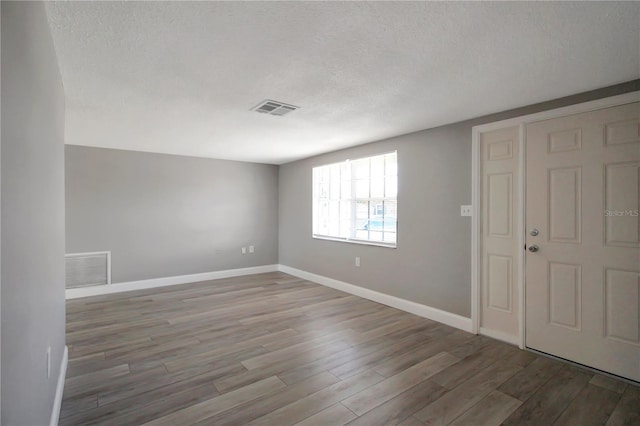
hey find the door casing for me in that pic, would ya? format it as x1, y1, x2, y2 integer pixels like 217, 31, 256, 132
471, 90, 640, 349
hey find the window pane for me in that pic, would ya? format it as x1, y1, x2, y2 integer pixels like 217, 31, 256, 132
371, 177, 384, 198
384, 199, 397, 219
355, 179, 369, 198
317, 200, 329, 235
339, 218, 350, 238
340, 162, 351, 181
352, 158, 369, 179
320, 166, 330, 183
341, 179, 351, 200
330, 166, 340, 199
329, 200, 340, 235
355, 200, 369, 229
368, 201, 381, 216
319, 182, 329, 199
340, 200, 351, 222
385, 176, 397, 198
370, 156, 384, 177
383, 217, 397, 232
384, 232, 397, 243
354, 230, 367, 240
369, 231, 383, 242
339, 200, 350, 238
385, 153, 397, 176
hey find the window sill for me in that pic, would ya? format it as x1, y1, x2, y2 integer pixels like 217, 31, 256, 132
312, 234, 397, 249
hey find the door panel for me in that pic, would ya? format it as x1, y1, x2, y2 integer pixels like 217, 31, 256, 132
488, 254, 512, 312
525, 101, 640, 382
548, 128, 582, 153
548, 262, 581, 330
604, 162, 640, 247
487, 173, 513, 237
604, 118, 640, 145
604, 268, 640, 346
481, 127, 520, 339
548, 167, 581, 243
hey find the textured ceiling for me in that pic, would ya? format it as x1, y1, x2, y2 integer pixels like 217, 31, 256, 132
46, 2, 640, 164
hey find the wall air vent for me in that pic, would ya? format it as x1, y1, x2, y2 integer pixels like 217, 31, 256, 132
251, 100, 299, 116
65, 251, 111, 288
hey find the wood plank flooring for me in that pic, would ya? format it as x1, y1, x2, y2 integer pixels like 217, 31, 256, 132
61, 272, 639, 425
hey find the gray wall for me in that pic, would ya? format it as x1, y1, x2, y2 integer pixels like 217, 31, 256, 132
1, 2, 67, 425
279, 80, 640, 318
65, 146, 279, 283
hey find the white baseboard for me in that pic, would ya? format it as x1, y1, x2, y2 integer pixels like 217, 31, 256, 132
65, 264, 279, 299
278, 265, 473, 333
479, 327, 520, 346
65, 263, 472, 334
50, 345, 68, 426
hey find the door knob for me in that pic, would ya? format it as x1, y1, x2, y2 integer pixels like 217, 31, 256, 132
529, 228, 539, 236
528, 245, 539, 252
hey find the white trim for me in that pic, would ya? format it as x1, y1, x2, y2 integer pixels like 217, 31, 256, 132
479, 327, 520, 346
65, 251, 111, 257
65, 265, 279, 299
278, 264, 473, 333
471, 90, 640, 350
312, 235, 397, 249
471, 127, 480, 335
517, 123, 526, 349
49, 345, 68, 426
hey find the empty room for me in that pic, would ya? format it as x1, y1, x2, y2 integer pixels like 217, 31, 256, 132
2, 1, 640, 425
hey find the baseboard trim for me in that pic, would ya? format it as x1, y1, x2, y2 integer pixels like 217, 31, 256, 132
278, 265, 473, 333
65, 264, 280, 299
65, 263, 472, 333
50, 345, 68, 426
479, 327, 520, 346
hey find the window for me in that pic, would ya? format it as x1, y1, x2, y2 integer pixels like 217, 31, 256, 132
312, 151, 397, 247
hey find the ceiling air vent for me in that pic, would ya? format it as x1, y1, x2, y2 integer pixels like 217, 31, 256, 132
251, 100, 299, 116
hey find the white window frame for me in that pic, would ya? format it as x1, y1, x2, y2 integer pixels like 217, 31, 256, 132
312, 151, 397, 248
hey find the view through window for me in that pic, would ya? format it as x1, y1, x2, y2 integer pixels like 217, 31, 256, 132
312, 151, 397, 247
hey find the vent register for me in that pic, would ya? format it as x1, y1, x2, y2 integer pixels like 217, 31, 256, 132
251, 100, 299, 116
65, 251, 111, 288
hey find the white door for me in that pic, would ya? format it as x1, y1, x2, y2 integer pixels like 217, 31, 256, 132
525, 101, 640, 381
480, 126, 520, 342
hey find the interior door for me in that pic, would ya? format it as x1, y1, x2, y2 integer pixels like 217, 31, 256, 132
525, 101, 640, 381
480, 126, 520, 341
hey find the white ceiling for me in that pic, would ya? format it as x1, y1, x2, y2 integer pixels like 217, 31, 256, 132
46, 2, 639, 165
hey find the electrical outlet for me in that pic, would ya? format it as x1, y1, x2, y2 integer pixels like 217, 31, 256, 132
460, 205, 472, 217
241, 247, 247, 254
355, 257, 361, 267
46, 346, 51, 379
249, 245, 254, 253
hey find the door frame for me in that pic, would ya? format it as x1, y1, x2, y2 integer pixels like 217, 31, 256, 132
471, 90, 640, 349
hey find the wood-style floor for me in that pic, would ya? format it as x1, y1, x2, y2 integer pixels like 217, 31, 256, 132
62, 272, 639, 426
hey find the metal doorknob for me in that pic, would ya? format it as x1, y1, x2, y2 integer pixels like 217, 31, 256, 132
528, 245, 539, 252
